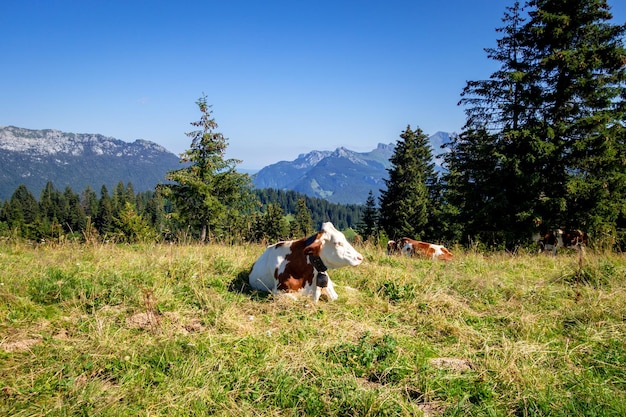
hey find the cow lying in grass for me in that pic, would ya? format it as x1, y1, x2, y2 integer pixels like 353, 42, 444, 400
248, 222, 363, 301
535, 229, 588, 255
397, 237, 454, 261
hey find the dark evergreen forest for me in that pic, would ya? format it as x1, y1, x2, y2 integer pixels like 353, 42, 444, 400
0, 181, 365, 244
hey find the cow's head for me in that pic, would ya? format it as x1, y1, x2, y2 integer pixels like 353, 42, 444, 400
304, 222, 363, 269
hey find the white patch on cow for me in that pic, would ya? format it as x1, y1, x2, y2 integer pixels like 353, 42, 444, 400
249, 243, 293, 293
431, 245, 446, 259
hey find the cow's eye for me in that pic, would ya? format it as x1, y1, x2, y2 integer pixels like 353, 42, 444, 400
336, 241, 344, 246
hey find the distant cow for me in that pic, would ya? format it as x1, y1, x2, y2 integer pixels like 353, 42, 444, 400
398, 237, 454, 261
536, 229, 588, 254
387, 240, 400, 256
248, 222, 364, 301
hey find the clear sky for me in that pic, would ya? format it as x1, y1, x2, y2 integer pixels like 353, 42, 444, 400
2, 1, 625, 170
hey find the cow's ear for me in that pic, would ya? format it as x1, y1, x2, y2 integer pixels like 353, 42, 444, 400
304, 240, 322, 256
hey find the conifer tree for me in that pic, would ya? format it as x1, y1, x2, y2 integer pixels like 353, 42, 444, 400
357, 190, 379, 241
257, 203, 289, 242
449, 0, 626, 244
524, 0, 626, 236
8, 185, 39, 239
62, 187, 86, 235
81, 186, 99, 220
294, 197, 313, 237
96, 185, 113, 236
379, 126, 437, 240
164, 94, 254, 242
39, 181, 63, 238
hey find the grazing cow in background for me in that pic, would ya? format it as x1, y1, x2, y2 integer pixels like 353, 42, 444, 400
535, 230, 561, 255
248, 222, 364, 302
535, 229, 588, 254
562, 230, 588, 248
398, 237, 454, 261
387, 240, 400, 256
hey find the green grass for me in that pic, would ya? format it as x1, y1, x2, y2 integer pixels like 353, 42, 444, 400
1, 241, 625, 416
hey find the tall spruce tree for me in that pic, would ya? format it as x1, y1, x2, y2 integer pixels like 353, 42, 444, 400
96, 185, 113, 236
525, 0, 626, 237
294, 197, 313, 237
4, 185, 40, 239
449, 0, 626, 244
257, 202, 289, 242
164, 95, 254, 242
379, 125, 437, 240
357, 190, 379, 241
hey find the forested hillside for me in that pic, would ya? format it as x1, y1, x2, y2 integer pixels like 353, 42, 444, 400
0, 126, 181, 201
0, 180, 364, 244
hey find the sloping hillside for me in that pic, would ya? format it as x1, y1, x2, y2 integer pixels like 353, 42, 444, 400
0, 126, 182, 200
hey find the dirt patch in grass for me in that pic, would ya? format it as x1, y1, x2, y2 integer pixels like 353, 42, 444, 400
429, 357, 473, 372
1, 337, 42, 353
418, 401, 446, 417
126, 311, 161, 331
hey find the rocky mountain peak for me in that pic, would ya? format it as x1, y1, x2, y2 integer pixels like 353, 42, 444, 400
0, 126, 181, 201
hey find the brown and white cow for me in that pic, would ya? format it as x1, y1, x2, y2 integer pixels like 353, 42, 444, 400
387, 240, 400, 256
398, 237, 454, 261
248, 222, 364, 301
536, 229, 588, 254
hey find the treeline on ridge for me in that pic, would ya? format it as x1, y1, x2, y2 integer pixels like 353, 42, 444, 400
0, 181, 364, 244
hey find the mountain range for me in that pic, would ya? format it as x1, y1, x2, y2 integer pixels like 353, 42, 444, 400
252, 131, 451, 204
0, 126, 181, 201
0, 126, 452, 205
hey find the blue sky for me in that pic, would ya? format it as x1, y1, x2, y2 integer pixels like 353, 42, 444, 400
2, 1, 625, 170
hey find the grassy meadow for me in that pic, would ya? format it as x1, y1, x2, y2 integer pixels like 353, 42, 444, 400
0, 240, 625, 416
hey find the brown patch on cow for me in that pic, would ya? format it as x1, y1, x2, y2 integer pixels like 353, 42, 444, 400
275, 234, 319, 292
304, 240, 322, 257
563, 230, 588, 247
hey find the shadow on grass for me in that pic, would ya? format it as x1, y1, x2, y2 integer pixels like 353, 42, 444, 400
228, 269, 271, 301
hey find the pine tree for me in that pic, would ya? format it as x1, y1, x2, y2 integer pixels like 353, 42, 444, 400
294, 197, 313, 237
357, 190, 379, 241
96, 185, 113, 236
164, 94, 254, 242
39, 181, 63, 238
62, 187, 86, 236
258, 203, 289, 242
379, 125, 437, 240
449, 0, 626, 244
524, 0, 626, 236
8, 185, 39, 239
81, 186, 99, 220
